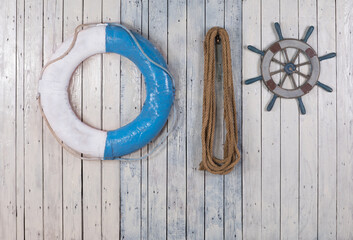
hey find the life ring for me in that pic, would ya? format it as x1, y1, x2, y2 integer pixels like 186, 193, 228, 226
38, 24, 175, 160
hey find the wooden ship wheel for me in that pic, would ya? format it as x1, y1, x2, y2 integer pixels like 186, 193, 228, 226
245, 22, 336, 114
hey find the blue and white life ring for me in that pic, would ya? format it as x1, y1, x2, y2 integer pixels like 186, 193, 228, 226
38, 24, 175, 160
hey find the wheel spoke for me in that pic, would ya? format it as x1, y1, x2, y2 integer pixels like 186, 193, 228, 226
291, 50, 301, 63
270, 69, 285, 76
288, 74, 298, 88
271, 58, 286, 66
282, 49, 290, 63
294, 70, 310, 79
295, 61, 310, 68
279, 73, 288, 87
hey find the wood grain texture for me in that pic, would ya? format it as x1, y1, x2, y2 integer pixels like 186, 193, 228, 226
1, 0, 352, 239
242, 0, 262, 238
43, 1, 63, 239
261, 0, 280, 239
101, 0, 121, 239
186, 0, 205, 238
204, 1, 225, 239
317, 0, 337, 238
62, 0, 83, 239
82, 0, 102, 239
24, 0, 44, 238
337, 0, 353, 239
279, 0, 300, 239
120, 0, 142, 238
167, 0, 187, 239
298, 0, 318, 238
0, 0, 17, 239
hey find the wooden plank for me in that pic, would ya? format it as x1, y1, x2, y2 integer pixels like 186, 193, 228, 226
279, 0, 299, 238
148, 0, 168, 238
140, 0, 149, 238
101, 1, 120, 240
24, 0, 44, 238
336, 0, 353, 239
242, 0, 262, 238
0, 0, 17, 239
204, 1, 225, 239
82, 0, 102, 238
298, 0, 318, 238
62, 0, 83, 238
224, 0, 243, 239
16, 0, 25, 238
42, 0, 63, 239
186, 0, 205, 238
167, 0, 187, 239
261, 0, 281, 239
317, 0, 337, 238
119, 0, 142, 238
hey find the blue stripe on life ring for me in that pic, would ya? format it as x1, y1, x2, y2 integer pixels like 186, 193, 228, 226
103, 24, 175, 160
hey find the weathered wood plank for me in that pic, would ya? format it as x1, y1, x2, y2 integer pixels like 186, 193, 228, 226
16, 0, 25, 238
186, 0, 205, 238
167, 0, 187, 239
224, 0, 242, 239
101, 1, 121, 240
337, 0, 353, 239
0, 0, 17, 239
42, 0, 63, 239
204, 1, 225, 239
140, 0, 149, 238
242, 0, 262, 238
82, 0, 102, 238
317, 0, 337, 238
24, 0, 44, 238
261, 1, 281, 239
62, 0, 83, 238
279, 0, 300, 238
148, 0, 168, 238
298, 0, 318, 238
120, 0, 142, 238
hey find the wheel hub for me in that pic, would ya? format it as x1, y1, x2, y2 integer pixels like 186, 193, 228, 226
284, 62, 296, 74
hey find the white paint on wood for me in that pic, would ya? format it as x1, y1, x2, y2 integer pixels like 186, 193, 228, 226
43, 0, 63, 239
120, 0, 142, 238
298, 0, 318, 238
148, 0, 168, 238
82, 0, 102, 239
317, 0, 337, 238
24, 0, 44, 238
186, 0, 205, 238
242, 0, 262, 238
279, 0, 300, 239
204, 1, 225, 239
16, 0, 25, 238
224, 0, 243, 238
1, 0, 353, 239
0, 0, 17, 239
336, 0, 353, 239
62, 0, 83, 239
261, 0, 281, 239
167, 0, 187, 239
101, 0, 121, 239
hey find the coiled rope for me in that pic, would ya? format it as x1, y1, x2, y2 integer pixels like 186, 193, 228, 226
199, 27, 241, 175
38, 23, 176, 161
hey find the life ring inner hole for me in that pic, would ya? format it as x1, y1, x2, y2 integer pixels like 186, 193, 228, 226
68, 52, 147, 132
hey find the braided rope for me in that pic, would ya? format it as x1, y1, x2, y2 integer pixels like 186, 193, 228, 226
199, 27, 241, 175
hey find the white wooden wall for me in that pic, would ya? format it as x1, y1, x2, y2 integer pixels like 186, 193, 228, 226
0, 0, 352, 239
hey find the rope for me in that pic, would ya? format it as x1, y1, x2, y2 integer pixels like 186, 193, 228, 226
38, 22, 177, 161
199, 27, 241, 175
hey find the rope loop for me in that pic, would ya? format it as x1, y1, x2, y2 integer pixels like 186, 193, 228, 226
199, 27, 241, 175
